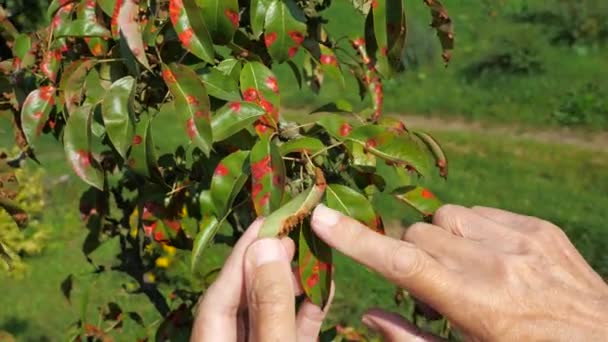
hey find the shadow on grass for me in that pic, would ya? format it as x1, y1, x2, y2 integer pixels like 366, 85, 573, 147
0, 316, 51, 342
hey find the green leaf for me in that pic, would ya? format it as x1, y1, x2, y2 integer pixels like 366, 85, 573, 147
20, 86, 56, 149
199, 68, 241, 101
216, 58, 242, 81
347, 125, 431, 176
97, 0, 115, 16
199, 0, 239, 44
375, 159, 412, 193
55, 19, 111, 38
263, 0, 307, 63
394, 186, 442, 216
63, 105, 104, 190
279, 137, 325, 156
386, 0, 407, 72
349, 142, 376, 173
128, 112, 158, 178
210, 150, 250, 217
84, 69, 106, 105
101, 76, 136, 158
298, 223, 332, 308
414, 131, 448, 179
250, 136, 285, 216
117, 0, 150, 69
240, 61, 281, 127
367, 0, 391, 76
47, 0, 75, 19
303, 42, 345, 88
61, 59, 96, 116
316, 114, 358, 141
211, 101, 265, 142
258, 173, 326, 238
326, 184, 382, 232
191, 216, 231, 275
250, 0, 273, 38
169, 0, 215, 64
162, 63, 213, 156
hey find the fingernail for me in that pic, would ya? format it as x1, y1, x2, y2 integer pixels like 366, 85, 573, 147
361, 315, 378, 330
251, 238, 287, 267
312, 204, 341, 229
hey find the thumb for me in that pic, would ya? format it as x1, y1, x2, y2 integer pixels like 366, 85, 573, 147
245, 238, 296, 342
362, 309, 445, 342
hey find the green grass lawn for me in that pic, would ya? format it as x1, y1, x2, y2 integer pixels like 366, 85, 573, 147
1, 119, 607, 340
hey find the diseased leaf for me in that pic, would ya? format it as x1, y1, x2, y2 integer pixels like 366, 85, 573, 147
386, 0, 407, 72
423, 0, 454, 64
394, 186, 442, 216
298, 222, 332, 308
117, 0, 150, 69
250, 136, 285, 216
128, 112, 158, 178
63, 105, 104, 190
316, 114, 358, 141
101, 76, 136, 158
259, 168, 326, 237
240, 61, 281, 129
263, 0, 307, 63
210, 150, 250, 217
162, 63, 213, 156
199, 0, 239, 44
279, 137, 325, 156
326, 184, 383, 233
414, 131, 448, 179
20, 86, 56, 149
55, 19, 111, 38
61, 59, 96, 116
169, 0, 215, 64
199, 68, 241, 101
347, 125, 431, 176
211, 102, 265, 142
47, 0, 76, 19
303, 42, 345, 88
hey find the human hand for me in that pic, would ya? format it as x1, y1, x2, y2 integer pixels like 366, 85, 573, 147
191, 219, 334, 342
311, 204, 608, 341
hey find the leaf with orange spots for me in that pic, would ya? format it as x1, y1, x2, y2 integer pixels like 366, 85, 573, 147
117, 0, 150, 69
240, 61, 281, 128
20, 86, 56, 149
316, 114, 359, 141
414, 131, 448, 179
199, 0, 239, 44
60, 59, 96, 117
258, 168, 326, 238
298, 222, 332, 308
394, 186, 442, 217
210, 150, 250, 217
423, 0, 454, 64
325, 184, 383, 234
250, 136, 285, 216
347, 125, 431, 177
101, 76, 135, 158
363, 0, 390, 77
302, 42, 345, 88
47, 0, 76, 20
63, 104, 104, 190
162, 63, 213, 156
211, 101, 265, 142
386, 0, 407, 72
263, 0, 307, 63
169, 0, 215, 64
77, 0, 109, 56
128, 112, 158, 179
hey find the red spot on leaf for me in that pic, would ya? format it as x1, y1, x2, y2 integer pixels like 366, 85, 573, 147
185, 118, 198, 139
162, 69, 176, 83
288, 46, 299, 58
255, 123, 270, 135
339, 123, 352, 137
289, 31, 305, 45
265, 76, 279, 94
39, 86, 55, 103
264, 32, 277, 47
421, 189, 435, 199
371, 0, 379, 9
306, 272, 319, 288
186, 95, 199, 105
154, 229, 166, 242
164, 219, 181, 232
366, 139, 378, 149
243, 88, 259, 102
169, 0, 182, 25
380, 46, 388, 56
251, 155, 272, 180
252, 182, 263, 199
229, 102, 241, 112
259, 99, 274, 115
224, 9, 239, 28
32, 111, 43, 119
258, 192, 270, 207
178, 27, 194, 48
214, 163, 229, 177
132, 135, 143, 145
91, 43, 104, 56
272, 175, 282, 186
352, 37, 365, 47
320, 54, 337, 66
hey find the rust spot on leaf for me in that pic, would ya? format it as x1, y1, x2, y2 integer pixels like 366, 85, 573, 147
132, 135, 143, 145
243, 88, 259, 102
264, 32, 277, 47
251, 155, 272, 180
320, 54, 337, 66
265, 76, 279, 94
229, 102, 241, 112
289, 31, 305, 45
224, 9, 239, 28
214, 163, 229, 176
339, 123, 352, 137
421, 189, 435, 199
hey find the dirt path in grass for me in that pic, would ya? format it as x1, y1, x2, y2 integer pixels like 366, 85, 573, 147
400, 115, 608, 152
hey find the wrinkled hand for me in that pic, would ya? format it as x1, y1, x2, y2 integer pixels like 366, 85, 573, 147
311, 204, 608, 341
191, 219, 333, 342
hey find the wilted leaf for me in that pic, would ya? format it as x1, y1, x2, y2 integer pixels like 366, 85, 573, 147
414, 131, 448, 179
101, 76, 136, 158
423, 0, 454, 64
20, 86, 56, 149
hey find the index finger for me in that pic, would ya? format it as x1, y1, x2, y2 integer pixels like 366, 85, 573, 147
311, 205, 459, 308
